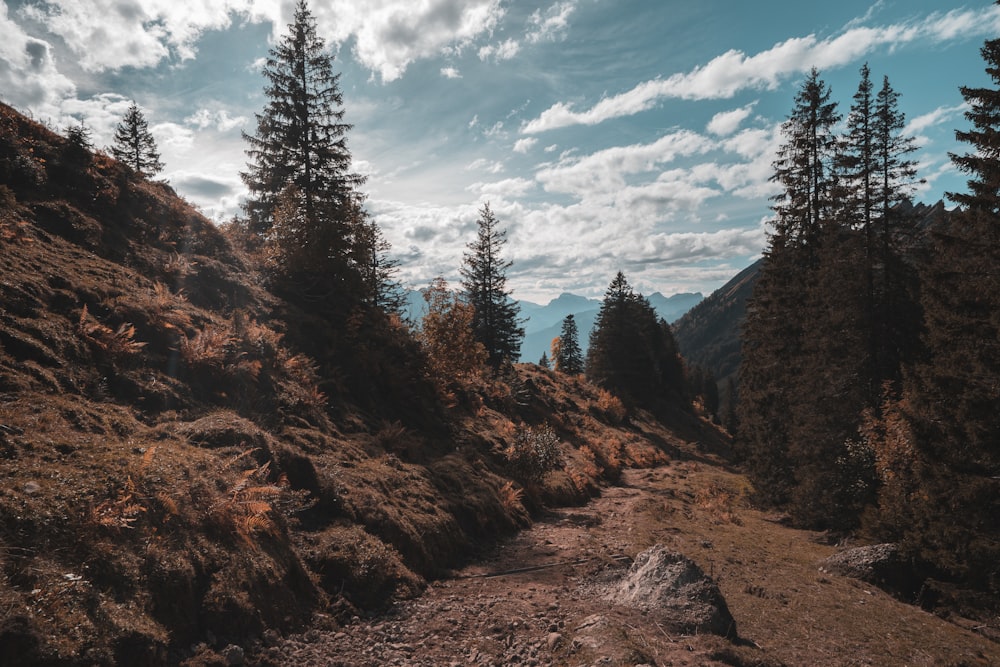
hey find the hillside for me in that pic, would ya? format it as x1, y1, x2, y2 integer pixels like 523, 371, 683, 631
673, 260, 761, 385
0, 103, 728, 664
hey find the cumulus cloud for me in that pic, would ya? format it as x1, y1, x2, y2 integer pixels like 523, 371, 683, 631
440, 66, 462, 78
467, 177, 536, 198
522, 5, 1000, 133
466, 157, 505, 173
0, 4, 75, 112
15, 0, 253, 72
536, 129, 715, 198
513, 137, 538, 154
13, 0, 504, 82
707, 102, 757, 136
319, 0, 505, 81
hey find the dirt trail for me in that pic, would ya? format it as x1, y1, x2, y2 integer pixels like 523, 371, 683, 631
256, 461, 1000, 667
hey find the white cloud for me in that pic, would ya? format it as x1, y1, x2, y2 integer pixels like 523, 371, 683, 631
0, 4, 75, 113
440, 66, 462, 79
706, 102, 757, 136
536, 129, 715, 198
185, 108, 248, 132
522, 5, 1000, 133
513, 137, 538, 154
322, 0, 505, 81
466, 158, 505, 174
544, 144, 558, 153
16, 0, 252, 72
484, 121, 505, 137
527, 1, 577, 44
12, 0, 505, 82
905, 102, 966, 137
467, 177, 536, 198
478, 38, 520, 62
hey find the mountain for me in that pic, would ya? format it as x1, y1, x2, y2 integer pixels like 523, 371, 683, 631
673, 260, 762, 385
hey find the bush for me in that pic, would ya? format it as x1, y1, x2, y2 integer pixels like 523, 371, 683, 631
502, 423, 562, 483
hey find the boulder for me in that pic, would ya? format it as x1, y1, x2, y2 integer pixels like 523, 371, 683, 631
606, 545, 736, 637
819, 543, 922, 600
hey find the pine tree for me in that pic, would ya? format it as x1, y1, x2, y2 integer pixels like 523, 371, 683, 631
838, 63, 876, 234
553, 314, 584, 375
586, 272, 684, 411
740, 70, 874, 526
871, 74, 922, 389
242, 0, 364, 280
538, 351, 549, 369
354, 203, 406, 315
460, 203, 524, 370
770, 68, 841, 251
897, 24, 1000, 593
111, 102, 163, 177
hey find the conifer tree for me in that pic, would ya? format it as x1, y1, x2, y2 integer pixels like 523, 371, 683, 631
242, 0, 364, 283
770, 68, 841, 250
354, 204, 406, 315
460, 203, 524, 370
553, 314, 584, 375
896, 23, 1000, 593
586, 272, 684, 411
111, 102, 163, 177
838, 63, 876, 234
538, 352, 549, 369
871, 74, 922, 388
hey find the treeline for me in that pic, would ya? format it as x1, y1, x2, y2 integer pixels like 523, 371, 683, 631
739, 38, 1000, 597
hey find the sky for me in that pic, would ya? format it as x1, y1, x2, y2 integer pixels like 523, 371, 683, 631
2, 1, 997, 303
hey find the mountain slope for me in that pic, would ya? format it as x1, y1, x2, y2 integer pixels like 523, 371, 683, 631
673, 260, 761, 384
0, 102, 724, 666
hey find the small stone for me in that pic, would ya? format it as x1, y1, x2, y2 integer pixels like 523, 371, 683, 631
23, 481, 40, 494
546, 632, 563, 650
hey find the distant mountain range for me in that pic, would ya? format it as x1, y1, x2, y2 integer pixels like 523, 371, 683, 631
404, 290, 703, 364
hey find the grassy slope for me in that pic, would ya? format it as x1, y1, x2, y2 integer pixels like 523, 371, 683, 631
0, 103, 725, 665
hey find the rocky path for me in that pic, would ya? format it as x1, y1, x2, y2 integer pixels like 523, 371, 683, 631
255, 461, 1000, 667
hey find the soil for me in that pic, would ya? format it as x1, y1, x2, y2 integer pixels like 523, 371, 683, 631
254, 462, 1000, 667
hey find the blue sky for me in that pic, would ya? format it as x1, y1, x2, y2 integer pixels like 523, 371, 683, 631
2, 1, 997, 302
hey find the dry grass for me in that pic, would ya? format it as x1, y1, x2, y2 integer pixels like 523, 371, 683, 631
77, 303, 147, 356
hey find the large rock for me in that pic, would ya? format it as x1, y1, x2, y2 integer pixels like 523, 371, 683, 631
606, 545, 737, 637
819, 543, 922, 600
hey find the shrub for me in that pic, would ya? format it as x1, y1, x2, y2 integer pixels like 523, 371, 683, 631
502, 422, 562, 484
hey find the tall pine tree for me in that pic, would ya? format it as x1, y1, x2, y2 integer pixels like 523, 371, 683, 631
111, 102, 163, 177
460, 203, 524, 370
770, 68, 841, 251
242, 0, 365, 287
740, 70, 842, 512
